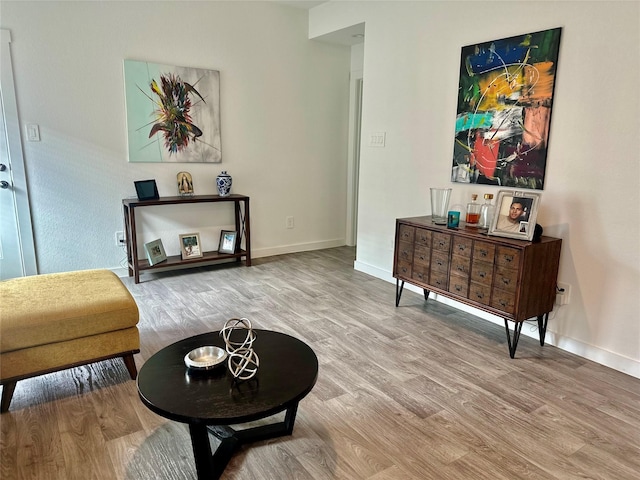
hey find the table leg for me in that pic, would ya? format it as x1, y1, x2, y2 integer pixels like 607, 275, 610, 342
188, 403, 301, 480
189, 424, 217, 480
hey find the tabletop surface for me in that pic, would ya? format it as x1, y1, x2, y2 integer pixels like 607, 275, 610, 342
137, 330, 318, 425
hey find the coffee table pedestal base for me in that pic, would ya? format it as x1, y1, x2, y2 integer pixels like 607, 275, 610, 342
189, 403, 299, 480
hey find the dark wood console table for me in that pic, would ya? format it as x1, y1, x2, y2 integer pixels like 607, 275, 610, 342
393, 215, 561, 358
123, 194, 250, 283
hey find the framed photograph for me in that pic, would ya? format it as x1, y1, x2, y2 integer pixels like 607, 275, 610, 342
179, 233, 203, 259
134, 179, 159, 201
144, 238, 167, 266
488, 190, 541, 241
218, 230, 237, 254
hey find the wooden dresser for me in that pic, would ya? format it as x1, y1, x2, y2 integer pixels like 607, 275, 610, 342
393, 215, 562, 357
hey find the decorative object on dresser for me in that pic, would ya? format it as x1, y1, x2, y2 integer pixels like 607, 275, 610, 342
177, 171, 194, 196
488, 190, 540, 241
393, 216, 561, 358
216, 170, 232, 197
122, 195, 251, 283
430, 187, 452, 225
144, 238, 167, 266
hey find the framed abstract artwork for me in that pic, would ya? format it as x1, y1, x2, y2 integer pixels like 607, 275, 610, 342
451, 28, 562, 190
124, 60, 221, 163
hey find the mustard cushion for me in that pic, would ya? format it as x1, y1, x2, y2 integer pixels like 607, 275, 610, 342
0, 327, 139, 381
0, 270, 139, 353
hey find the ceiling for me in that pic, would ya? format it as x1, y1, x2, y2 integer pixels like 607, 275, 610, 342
274, 1, 365, 46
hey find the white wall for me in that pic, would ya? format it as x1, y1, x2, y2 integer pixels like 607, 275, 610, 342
310, 1, 640, 377
1, 1, 351, 272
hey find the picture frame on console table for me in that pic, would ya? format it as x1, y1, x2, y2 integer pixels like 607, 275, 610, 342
218, 230, 237, 254
488, 190, 540, 241
144, 238, 167, 266
179, 233, 203, 259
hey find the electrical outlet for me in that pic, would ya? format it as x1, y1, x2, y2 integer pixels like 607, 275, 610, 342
115, 231, 125, 246
286, 216, 294, 229
556, 282, 571, 306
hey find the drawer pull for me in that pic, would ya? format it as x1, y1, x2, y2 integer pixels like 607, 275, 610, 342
454, 285, 462, 292
401, 267, 408, 274
479, 272, 486, 278
504, 255, 514, 263
437, 260, 444, 266
439, 241, 445, 247
457, 245, 466, 252
457, 265, 464, 272
475, 292, 484, 299
419, 255, 426, 261
479, 249, 488, 257
500, 300, 508, 307
502, 278, 511, 286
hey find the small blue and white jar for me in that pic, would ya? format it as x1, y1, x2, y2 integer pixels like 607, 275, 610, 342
216, 171, 232, 197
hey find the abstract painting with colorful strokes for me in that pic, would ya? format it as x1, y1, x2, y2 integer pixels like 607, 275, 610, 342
452, 28, 562, 190
124, 60, 221, 163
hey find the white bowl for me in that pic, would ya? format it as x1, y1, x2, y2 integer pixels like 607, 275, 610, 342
184, 346, 227, 370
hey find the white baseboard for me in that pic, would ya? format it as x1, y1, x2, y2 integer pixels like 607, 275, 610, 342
252, 238, 346, 259
354, 260, 640, 380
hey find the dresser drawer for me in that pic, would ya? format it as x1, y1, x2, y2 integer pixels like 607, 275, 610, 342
432, 232, 451, 252
449, 273, 469, 297
495, 246, 520, 268
451, 254, 471, 276
431, 251, 450, 273
473, 241, 496, 263
491, 288, 516, 313
494, 266, 518, 292
469, 281, 491, 305
430, 270, 448, 290
471, 260, 494, 284
415, 228, 432, 246
398, 224, 415, 243
413, 245, 431, 267
397, 241, 414, 263
395, 260, 412, 278
452, 236, 473, 258
412, 265, 429, 284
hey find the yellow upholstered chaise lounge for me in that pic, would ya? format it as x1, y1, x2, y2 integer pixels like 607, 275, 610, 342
0, 269, 140, 412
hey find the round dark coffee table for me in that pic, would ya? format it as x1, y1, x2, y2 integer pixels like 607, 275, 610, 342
137, 329, 318, 480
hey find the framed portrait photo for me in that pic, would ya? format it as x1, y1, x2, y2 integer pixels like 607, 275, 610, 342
179, 233, 203, 260
144, 238, 167, 266
218, 230, 237, 254
488, 190, 541, 241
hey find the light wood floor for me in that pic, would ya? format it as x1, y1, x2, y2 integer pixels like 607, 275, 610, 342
2, 247, 639, 479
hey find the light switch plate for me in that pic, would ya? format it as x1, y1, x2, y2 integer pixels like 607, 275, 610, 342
26, 124, 40, 142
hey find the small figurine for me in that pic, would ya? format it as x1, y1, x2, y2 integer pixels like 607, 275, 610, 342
177, 171, 194, 196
